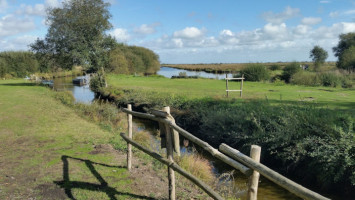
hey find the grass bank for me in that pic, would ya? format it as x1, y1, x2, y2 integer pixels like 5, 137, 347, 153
0, 79, 213, 200
106, 74, 355, 112
0, 79, 135, 199
99, 74, 354, 199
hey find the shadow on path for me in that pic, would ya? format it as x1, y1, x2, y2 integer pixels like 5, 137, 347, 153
54, 155, 156, 200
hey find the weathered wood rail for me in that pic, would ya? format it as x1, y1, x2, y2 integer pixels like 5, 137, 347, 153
121, 105, 331, 200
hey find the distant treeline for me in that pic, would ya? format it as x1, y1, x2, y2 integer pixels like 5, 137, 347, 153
106, 44, 160, 75
0, 44, 160, 78
0, 51, 39, 78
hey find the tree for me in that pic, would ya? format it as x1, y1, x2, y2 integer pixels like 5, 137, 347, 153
337, 46, 355, 73
309, 45, 328, 70
30, 0, 115, 72
333, 32, 355, 72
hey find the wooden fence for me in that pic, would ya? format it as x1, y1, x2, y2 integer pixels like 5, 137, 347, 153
121, 105, 331, 200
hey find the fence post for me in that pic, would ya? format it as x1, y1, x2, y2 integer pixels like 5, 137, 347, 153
163, 106, 176, 200
127, 104, 133, 171
226, 74, 229, 98
240, 74, 244, 98
247, 145, 261, 200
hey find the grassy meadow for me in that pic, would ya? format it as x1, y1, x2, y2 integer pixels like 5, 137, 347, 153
0, 79, 142, 200
107, 74, 355, 112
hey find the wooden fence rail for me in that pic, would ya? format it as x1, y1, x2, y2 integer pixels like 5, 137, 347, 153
121, 105, 331, 200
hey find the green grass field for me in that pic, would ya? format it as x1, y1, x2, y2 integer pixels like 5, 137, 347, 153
107, 74, 355, 112
0, 80, 139, 200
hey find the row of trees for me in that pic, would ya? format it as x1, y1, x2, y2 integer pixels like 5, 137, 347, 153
0, 51, 39, 78
310, 32, 355, 72
29, 0, 160, 75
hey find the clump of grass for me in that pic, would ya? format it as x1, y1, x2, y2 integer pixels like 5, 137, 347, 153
133, 131, 151, 149
176, 153, 214, 184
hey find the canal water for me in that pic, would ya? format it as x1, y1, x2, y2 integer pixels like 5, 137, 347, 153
157, 66, 234, 79
52, 72, 301, 200
53, 74, 95, 104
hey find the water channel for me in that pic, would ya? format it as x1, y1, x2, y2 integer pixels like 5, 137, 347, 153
157, 66, 234, 79
52, 71, 301, 200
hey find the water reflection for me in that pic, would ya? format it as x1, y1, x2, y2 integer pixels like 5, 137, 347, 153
157, 66, 234, 79
53, 74, 95, 104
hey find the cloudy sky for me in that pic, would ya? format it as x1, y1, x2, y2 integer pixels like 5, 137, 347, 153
1, 0, 355, 63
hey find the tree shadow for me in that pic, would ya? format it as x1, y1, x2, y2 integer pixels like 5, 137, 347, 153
0, 82, 38, 87
54, 155, 156, 200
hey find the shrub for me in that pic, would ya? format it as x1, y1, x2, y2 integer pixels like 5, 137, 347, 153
290, 71, 320, 86
319, 73, 341, 87
239, 64, 270, 81
176, 153, 214, 184
269, 64, 281, 71
281, 62, 301, 83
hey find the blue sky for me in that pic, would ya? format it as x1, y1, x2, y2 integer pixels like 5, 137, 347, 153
1, 0, 355, 63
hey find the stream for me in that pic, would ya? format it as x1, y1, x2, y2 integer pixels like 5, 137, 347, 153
52, 71, 301, 200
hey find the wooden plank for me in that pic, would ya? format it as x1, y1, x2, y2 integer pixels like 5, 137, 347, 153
150, 109, 169, 118
247, 145, 261, 200
120, 133, 224, 200
225, 78, 245, 80
127, 104, 132, 171
226, 74, 229, 98
219, 144, 330, 200
226, 90, 242, 92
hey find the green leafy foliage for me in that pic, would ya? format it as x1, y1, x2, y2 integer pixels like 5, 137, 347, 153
239, 64, 270, 81
281, 62, 301, 83
30, 0, 115, 72
107, 44, 160, 75
310, 45, 328, 70
333, 32, 355, 72
0, 51, 39, 78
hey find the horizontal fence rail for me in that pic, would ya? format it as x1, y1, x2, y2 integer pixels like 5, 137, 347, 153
121, 108, 251, 175
120, 133, 224, 200
220, 144, 331, 200
121, 106, 331, 200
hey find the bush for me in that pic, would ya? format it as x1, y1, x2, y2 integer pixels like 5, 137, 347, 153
291, 71, 320, 86
281, 62, 301, 83
269, 64, 281, 71
319, 73, 341, 87
239, 64, 270, 81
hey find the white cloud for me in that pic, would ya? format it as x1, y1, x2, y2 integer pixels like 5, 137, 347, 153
344, 9, 355, 15
173, 27, 205, 39
45, 0, 61, 8
262, 6, 300, 24
0, 0, 7, 13
0, 35, 37, 51
0, 15, 36, 38
109, 28, 130, 42
301, 17, 322, 25
20, 4, 46, 16
329, 11, 339, 18
134, 23, 160, 35
320, 1, 330, 3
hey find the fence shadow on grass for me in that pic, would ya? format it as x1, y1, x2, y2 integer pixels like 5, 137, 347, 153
54, 155, 155, 200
